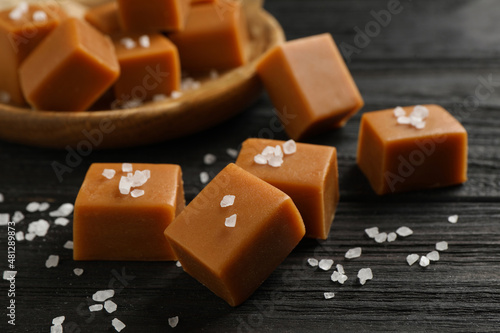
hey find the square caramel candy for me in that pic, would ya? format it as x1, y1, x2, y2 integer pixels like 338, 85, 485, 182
0, 2, 67, 105
113, 34, 181, 103
236, 138, 339, 239
168, 0, 249, 72
19, 18, 120, 111
257, 33, 364, 140
357, 105, 468, 195
74, 163, 185, 261
165, 163, 305, 306
85, 2, 121, 35
117, 0, 191, 33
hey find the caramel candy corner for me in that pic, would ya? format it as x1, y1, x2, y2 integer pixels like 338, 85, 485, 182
19, 18, 120, 111
0, 3, 67, 105
236, 138, 339, 239
357, 104, 468, 195
165, 163, 305, 306
257, 33, 364, 140
117, 0, 191, 33
84, 1, 121, 35
74, 163, 185, 261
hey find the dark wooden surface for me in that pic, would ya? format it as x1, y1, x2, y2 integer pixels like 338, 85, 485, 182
1, 0, 500, 332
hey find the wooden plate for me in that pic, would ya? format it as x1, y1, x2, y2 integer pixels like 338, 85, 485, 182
0, 1, 284, 149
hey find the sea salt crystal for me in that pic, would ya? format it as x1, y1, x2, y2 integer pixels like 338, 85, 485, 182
153, 94, 167, 102
225, 214, 237, 228
345, 247, 362, 259
427, 250, 440, 261
220, 195, 235, 208
204, 153, 217, 165
131, 189, 145, 198
413, 120, 426, 129
226, 148, 238, 158
112, 318, 126, 332
38, 202, 50, 212
168, 316, 179, 328
9, 2, 28, 20
200, 171, 209, 184
307, 258, 318, 267
139, 35, 150, 48
12, 211, 24, 223
0, 213, 8, 225
49, 203, 74, 217
28, 219, 50, 237
406, 254, 419, 266
89, 304, 103, 312
26, 201, 40, 212
176, 261, 182, 267
396, 226, 413, 237
324, 292, 335, 299
448, 215, 458, 224
0, 91, 10, 104
143, 170, 151, 179
73, 268, 84, 276
419, 256, 430, 267
104, 300, 118, 313
254, 154, 267, 165
32, 10, 48, 22
93, 289, 115, 302
393, 106, 406, 117
365, 227, 379, 238
45, 255, 59, 268
268, 155, 283, 168
357, 268, 373, 285
283, 140, 297, 155
122, 163, 133, 172
331, 271, 347, 284
15, 231, 24, 241
387, 232, 397, 242
131, 170, 148, 186
52, 316, 65, 325
119, 176, 132, 195
274, 145, 283, 158
121, 37, 136, 49
63, 240, 74, 249
318, 259, 334, 271
171, 91, 183, 99
411, 105, 429, 119
436, 241, 448, 251
102, 169, 116, 179
336, 264, 345, 275
338, 274, 348, 284
55, 217, 70, 226
25, 233, 36, 241
51, 325, 62, 333
397, 116, 411, 125
374, 232, 388, 243
3, 270, 17, 280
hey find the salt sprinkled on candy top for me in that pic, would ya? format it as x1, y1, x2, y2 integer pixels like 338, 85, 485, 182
225, 214, 237, 228
139, 35, 150, 48
307, 258, 319, 267
32, 10, 48, 22
102, 169, 116, 179
220, 195, 235, 208
9, 2, 29, 21
393, 105, 429, 129
122, 163, 133, 172
253, 140, 297, 167
120, 37, 136, 50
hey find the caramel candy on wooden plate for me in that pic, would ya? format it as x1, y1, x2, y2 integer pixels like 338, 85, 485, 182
257, 33, 364, 140
19, 18, 120, 111
84, 1, 121, 35
236, 138, 339, 239
74, 163, 185, 261
165, 163, 305, 306
0, 3, 67, 105
357, 104, 468, 195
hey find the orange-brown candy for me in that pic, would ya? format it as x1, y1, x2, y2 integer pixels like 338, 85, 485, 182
165, 163, 305, 306
236, 138, 339, 239
117, 0, 191, 33
19, 18, 120, 111
357, 105, 468, 195
0, 3, 67, 105
168, 1, 248, 72
257, 33, 364, 140
113, 34, 181, 103
74, 163, 185, 261
84, 2, 121, 35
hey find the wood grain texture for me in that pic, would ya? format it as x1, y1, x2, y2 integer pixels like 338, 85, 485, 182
1, 0, 500, 332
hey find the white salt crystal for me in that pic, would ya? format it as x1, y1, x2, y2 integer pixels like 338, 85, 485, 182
32, 10, 48, 22
26, 201, 40, 212
396, 226, 413, 237
448, 215, 459, 224
318, 259, 334, 271
203, 153, 217, 165
64, 240, 74, 249
330, 271, 340, 282
324, 292, 335, 299
171, 91, 183, 99
51, 325, 63, 333
28, 219, 50, 237
0, 192, 3, 202
338, 274, 348, 284
122, 163, 133, 172
175, 261, 182, 267
268, 155, 283, 168
387, 232, 397, 242
200, 171, 209, 184
336, 264, 345, 275
131, 189, 145, 198
102, 169, 116, 179
220, 195, 235, 208
139, 35, 150, 48
357, 268, 373, 285
38, 202, 50, 212
0, 91, 10, 104
226, 148, 238, 158
9, 9, 23, 20
73, 268, 84, 276
393, 106, 406, 118
104, 300, 118, 313
15, 231, 24, 241
25, 233, 36, 241
397, 116, 411, 125
412, 119, 426, 129
52, 316, 65, 325
89, 304, 103, 312
0, 213, 8, 225
374, 232, 388, 243
307, 258, 318, 267
49, 203, 74, 217
262, 146, 275, 157
210, 69, 219, 80
406, 254, 419, 266
345, 247, 362, 259
436, 241, 448, 251
55, 217, 70, 226
225, 214, 237, 228
3, 270, 17, 280
93, 289, 115, 302
112, 318, 126, 332
153, 94, 167, 102
45, 255, 59, 268
119, 176, 132, 195
282, 140, 297, 155
254, 154, 267, 165
143, 170, 151, 179
12, 211, 24, 223
274, 145, 283, 158
411, 105, 429, 119
427, 250, 440, 261
365, 227, 379, 238
121, 37, 136, 49
419, 256, 430, 267
131, 169, 149, 186
168, 316, 179, 328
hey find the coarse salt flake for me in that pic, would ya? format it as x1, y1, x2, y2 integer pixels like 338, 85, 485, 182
45, 255, 59, 268
336, 264, 345, 275
268, 155, 283, 168
226, 148, 238, 158
121, 37, 136, 49
168, 316, 179, 328
15, 231, 24, 241
427, 250, 440, 261
324, 292, 335, 299
307, 258, 318, 267
119, 176, 132, 195
112, 318, 126, 332
103, 169, 116, 179
104, 300, 118, 313
365, 227, 379, 238
38, 202, 50, 212
52, 316, 65, 325
55, 217, 70, 226
225, 214, 237, 228
396, 226, 413, 237
374, 232, 388, 243
26, 201, 40, 212
220, 195, 235, 208
393, 106, 406, 117
74, 268, 84, 276
387, 232, 397, 242
131, 189, 145, 198
419, 256, 430, 267
397, 116, 411, 125
122, 163, 133, 172
283, 140, 297, 155
357, 268, 373, 285
200, 171, 209, 184
32, 10, 48, 22
89, 304, 103, 312
3, 270, 17, 280
176, 261, 182, 267
345, 247, 362, 259
254, 154, 267, 165
448, 215, 458, 224
318, 259, 334, 271
412, 105, 429, 119
203, 153, 217, 165
49, 203, 74, 217
12, 211, 24, 223
51, 325, 62, 333
139, 35, 150, 48
0, 213, 8, 226
93, 289, 115, 302
406, 254, 419, 266
25, 233, 36, 241
436, 241, 448, 251
28, 219, 50, 237
63, 240, 73, 249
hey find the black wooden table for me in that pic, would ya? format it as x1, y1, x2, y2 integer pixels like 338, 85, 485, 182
1, 0, 500, 332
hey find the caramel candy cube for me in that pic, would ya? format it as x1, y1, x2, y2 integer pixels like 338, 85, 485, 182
84, 2, 121, 35
0, 3, 67, 105
236, 138, 339, 239
165, 164, 305, 306
257, 33, 364, 140
168, 1, 248, 72
357, 105, 468, 195
113, 34, 181, 103
74, 163, 185, 261
117, 0, 190, 33
19, 18, 120, 111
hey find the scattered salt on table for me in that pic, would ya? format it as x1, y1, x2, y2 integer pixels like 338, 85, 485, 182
324, 292, 335, 299
365, 227, 379, 238
200, 171, 209, 184
387, 232, 397, 242
204, 153, 217, 165
176, 261, 182, 267
396, 226, 413, 237
12, 211, 24, 223
63, 241, 73, 249
15, 231, 24, 241
406, 254, 419, 266
226, 148, 238, 158
318, 259, 334, 271
112, 318, 126, 332
374, 232, 388, 243
419, 256, 430, 267
307, 258, 318, 267
45, 255, 59, 268
93, 289, 115, 302
345, 247, 362, 259
89, 304, 103, 312
427, 250, 440, 261
73, 268, 84, 276
358, 268, 373, 285
104, 300, 117, 313
26, 202, 40, 212
168, 316, 179, 328
0, 213, 8, 226
38, 202, 50, 212
448, 215, 459, 224
55, 217, 70, 226
436, 241, 448, 251
49, 203, 74, 217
